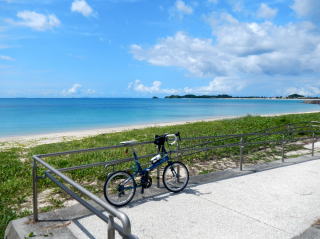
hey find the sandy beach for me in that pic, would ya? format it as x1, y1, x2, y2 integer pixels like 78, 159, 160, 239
0, 110, 319, 148
0, 115, 236, 147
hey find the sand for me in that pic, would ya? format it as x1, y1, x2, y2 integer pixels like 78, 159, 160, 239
0, 110, 319, 148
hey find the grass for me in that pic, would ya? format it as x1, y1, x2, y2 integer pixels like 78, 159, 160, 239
1, 112, 320, 237
0, 148, 31, 236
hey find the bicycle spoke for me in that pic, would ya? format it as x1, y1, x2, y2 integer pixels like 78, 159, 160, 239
104, 171, 136, 206
163, 162, 189, 192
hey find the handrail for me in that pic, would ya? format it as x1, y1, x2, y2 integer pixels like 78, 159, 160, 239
36, 140, 154, 158
48, 128, 320, 175
34, 123, 320, 161
32, 155, 138, 239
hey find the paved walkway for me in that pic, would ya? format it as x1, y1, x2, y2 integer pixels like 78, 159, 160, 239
69, 159, 320, 239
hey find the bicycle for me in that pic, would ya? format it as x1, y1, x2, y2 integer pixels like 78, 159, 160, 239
103, 132, 189, 207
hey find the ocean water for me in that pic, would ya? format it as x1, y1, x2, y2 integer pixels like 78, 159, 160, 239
0, 98, 319, 137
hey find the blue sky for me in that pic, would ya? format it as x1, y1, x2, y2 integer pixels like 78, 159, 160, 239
0, 0, 320, 97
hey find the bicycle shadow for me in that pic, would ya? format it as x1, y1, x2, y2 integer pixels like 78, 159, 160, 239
127, 185, 211, 208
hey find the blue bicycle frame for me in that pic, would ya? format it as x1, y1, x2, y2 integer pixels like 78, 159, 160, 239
133, 151, 169, 174
121, 151, 171, 190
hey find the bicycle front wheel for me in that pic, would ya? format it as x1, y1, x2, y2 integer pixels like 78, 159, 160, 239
163, 161, 189, 192
104, 171, 136, 207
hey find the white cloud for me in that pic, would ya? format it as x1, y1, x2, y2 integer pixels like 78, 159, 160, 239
257, 3, 278, 19
291, 0, 320, 21
131, 32, 222, 77
128, 80, 178, 94
0, 55, 15, 61
183, 77, 245, 94
86, 89, 96, 94
170, 0, 193, 18
175, 0, 193, 14
128, 78, 245, 95
232, 1, 244, 13
131, 13, 320, 95
62, 84, 82, 96
131, 17, 320, 78
71, 0, 94, 17
7, 11, 60, 31
61, 84, 96, 96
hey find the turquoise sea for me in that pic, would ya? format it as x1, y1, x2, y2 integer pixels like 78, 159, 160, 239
0, 98, 319, 137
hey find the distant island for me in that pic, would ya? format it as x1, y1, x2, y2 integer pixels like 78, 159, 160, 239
165, 94, 234, 98
164, 94, 320, 99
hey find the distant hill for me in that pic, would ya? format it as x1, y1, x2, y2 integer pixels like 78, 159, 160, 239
165, 94, 275, 99
165, 94, 232, 98
286, 94, 320, 99
164, 94, 320, 99
287, 94, 304, 99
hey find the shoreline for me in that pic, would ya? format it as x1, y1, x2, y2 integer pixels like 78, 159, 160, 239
1, 110, 320, 146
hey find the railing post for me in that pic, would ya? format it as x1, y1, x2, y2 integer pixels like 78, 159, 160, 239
239, 137, 244, 171
177, 141, 181, 183
107, 215, 115, 239
32, 158, 38, 222
281, 134, 285, 163
156, 167, 160, 188
312, 131, 315, 157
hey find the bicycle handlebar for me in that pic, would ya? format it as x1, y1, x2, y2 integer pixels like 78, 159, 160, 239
154, 132, 181, 149
166, 134, 178, 145
166, 132, 180, 145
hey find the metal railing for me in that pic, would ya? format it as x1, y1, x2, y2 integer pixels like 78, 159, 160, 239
178, 121, 320, 169
101, 121, 320, 184
32, 153, 138, 239
32, 121, 320, 238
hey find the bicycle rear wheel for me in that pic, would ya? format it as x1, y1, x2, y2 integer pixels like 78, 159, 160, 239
104, 171, 136, 207
163, 161, 189, 192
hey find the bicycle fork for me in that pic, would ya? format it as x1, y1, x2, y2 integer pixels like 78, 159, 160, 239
169, 164, 181, 183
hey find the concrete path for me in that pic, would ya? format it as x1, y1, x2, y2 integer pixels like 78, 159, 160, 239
68, 159, 320, 239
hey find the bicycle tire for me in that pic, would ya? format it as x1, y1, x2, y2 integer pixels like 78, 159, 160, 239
103, 171, 136, 207
163, 161, 189, 193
